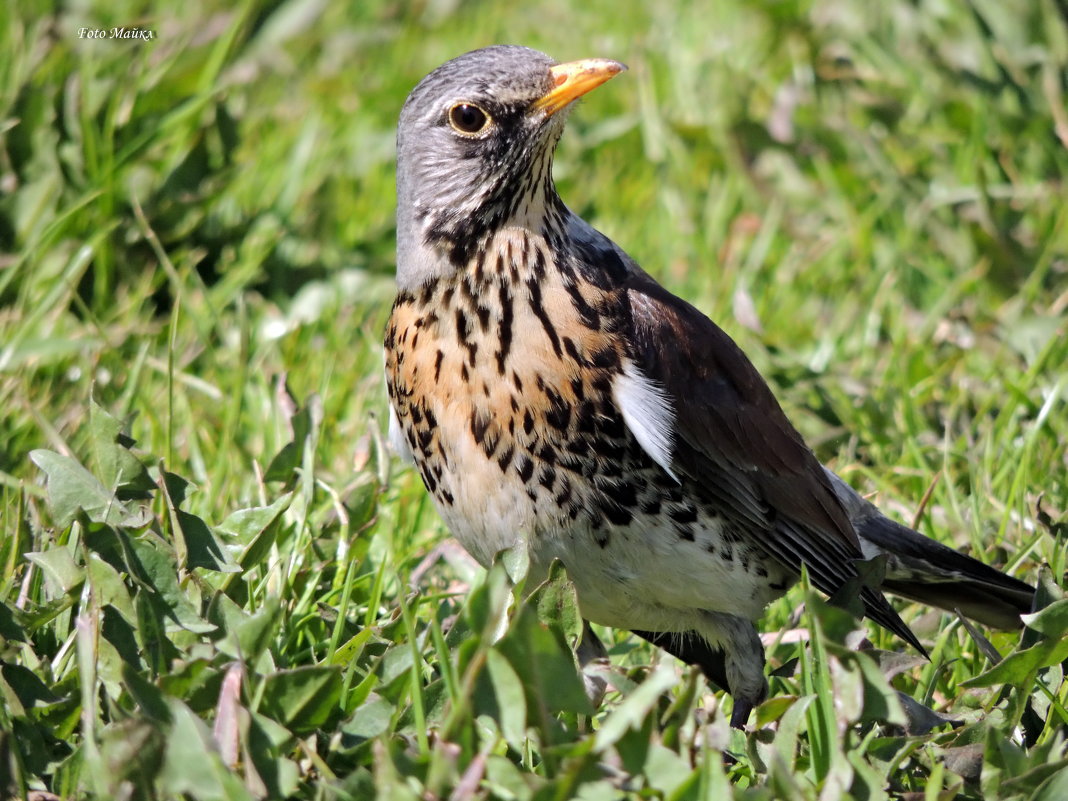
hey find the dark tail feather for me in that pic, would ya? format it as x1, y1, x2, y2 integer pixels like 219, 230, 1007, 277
855, 513, 1034, 631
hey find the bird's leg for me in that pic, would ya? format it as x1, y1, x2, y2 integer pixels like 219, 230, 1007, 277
632, 629, 732, 693
694, 611, 767, 729
576, 621, 609, 708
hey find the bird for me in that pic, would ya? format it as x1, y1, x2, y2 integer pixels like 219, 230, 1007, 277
383, 45, 1035, 727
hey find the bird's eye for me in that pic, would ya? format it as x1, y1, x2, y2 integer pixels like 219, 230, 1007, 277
448, 103, 490, 135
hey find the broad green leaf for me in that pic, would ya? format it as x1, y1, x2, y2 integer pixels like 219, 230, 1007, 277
26, 548, 84, 595
210, 593, 282, 665
88, 399, 154, 497
498, 605, 592, 718
772, 693, 814, 775
30, 449, 129, 528
1021, 599, 1068, 638
175, 510, 240, 573
484, 754, 539, 801
263, 398, 321, 485
499, 543, 530, 587
1033, 764, 1068, 801
161, 471, 192, 508
158, 700, 254, 801
961, 636, 1068, 688
486, 648, 526, 749
851, 652, 907, 726
100, 605, 143, 671
216, 493, 292, 572
98, 717, 166, 794
0, 602, 27, 643
259, 665, 343, 734
245, 712, 302, 799
125, 535, 215, 634
754, 694, 798, 728
0, 663, 60, 714
463, 559, 513, 641
615, 718, 653, 776
121, 662, 172, 723
1022, 568, 1064, 650
594, 665, 677, 751
340, 693, 394, 740
644, 743, 692, 796
87, 552, 137, 623
534, 560, 583, 651
159, 659, 223, 713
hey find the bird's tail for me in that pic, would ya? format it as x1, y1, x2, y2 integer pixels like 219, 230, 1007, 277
856, 512, 1034, 630
824, 469, 1035, 630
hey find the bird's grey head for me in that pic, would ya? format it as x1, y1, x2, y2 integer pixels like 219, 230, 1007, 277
395, 45, 625, 289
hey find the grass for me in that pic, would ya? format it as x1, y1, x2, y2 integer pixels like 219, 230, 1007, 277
1, 0, 1066, 798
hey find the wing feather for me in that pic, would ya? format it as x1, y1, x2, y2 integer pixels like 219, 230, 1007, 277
621, 266, 921, 649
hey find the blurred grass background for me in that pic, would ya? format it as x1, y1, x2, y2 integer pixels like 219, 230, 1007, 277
1, 0, 1066, 798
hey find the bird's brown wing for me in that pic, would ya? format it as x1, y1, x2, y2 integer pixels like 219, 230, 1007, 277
622, 269, 922, 649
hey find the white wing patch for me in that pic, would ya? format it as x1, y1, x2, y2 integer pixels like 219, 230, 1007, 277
612, 360, 679, 483
387, 402, 414, 464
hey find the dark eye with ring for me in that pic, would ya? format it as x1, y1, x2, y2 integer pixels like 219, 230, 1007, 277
448, 103, 490, 134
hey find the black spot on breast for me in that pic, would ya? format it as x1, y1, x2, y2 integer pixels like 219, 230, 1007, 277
537, 444, 557, 466
517, 455, 534, 483
592, 438, 625, 461
562, 278, 601, 329
417, 428, 433, 451
545, 388, 570, 431
527, 276, 562, 356
497, 445, 515, 472
576, 401, 597, 433
602, 480, 637, 508
671, 506, 698, 525
598, 414, 625, 441
470, 409, 490, 445
600, 499, 632, 526
496, 284, 513, 374
563, 337, 581, 361
538, 466, 555, 490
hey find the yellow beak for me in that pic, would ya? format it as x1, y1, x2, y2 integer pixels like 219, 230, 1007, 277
533, 58, 627, 116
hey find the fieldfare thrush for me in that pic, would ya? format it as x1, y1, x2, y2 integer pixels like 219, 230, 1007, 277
384, 45, 1035, 727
